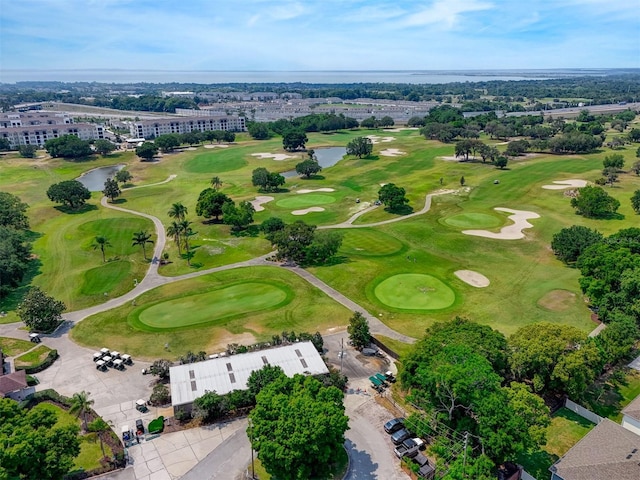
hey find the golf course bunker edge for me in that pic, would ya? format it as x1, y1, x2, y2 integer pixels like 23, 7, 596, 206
374, 273, 456, 310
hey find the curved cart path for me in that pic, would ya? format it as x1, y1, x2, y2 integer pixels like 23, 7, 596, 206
2, 185, 461, 345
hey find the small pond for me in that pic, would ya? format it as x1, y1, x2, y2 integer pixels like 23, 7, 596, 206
76, 164, 125, 191
281, 146, 347, 178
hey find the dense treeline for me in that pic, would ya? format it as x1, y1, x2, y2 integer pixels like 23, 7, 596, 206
0, 192, 32, 298
2, 74, 639, 113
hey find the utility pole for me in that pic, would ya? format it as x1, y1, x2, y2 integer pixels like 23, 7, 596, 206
462, 431, 469, 475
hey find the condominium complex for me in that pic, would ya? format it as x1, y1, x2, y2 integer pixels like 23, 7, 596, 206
128, 115, 246, 139
0, 112, 104, 148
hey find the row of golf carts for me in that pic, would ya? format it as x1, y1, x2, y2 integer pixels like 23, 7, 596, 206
93, 348, 133, 371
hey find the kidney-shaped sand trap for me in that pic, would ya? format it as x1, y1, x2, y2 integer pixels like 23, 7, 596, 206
542, 179, 588, 190
292, 207, 325, 215
250, 195, 274, 212
462, 208, 540, 240
296, 188, 336, 194
251, 152, 295, 161
366, 135, 395, 144
380, 148, 406, 157
454, 270, 490, 287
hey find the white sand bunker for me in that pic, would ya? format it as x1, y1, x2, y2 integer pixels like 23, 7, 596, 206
292, 207, 325, 215
380, 148, 406, 157
542, 179, 588, 190
455, 270, 490, 288
385, 127, 419, 132
251, 152, 295, 161
251, 195, 274, 212
463, 208, 540, 240
204, 144, 229, 149
366, 135, 395, 144
296, 188, 336, 194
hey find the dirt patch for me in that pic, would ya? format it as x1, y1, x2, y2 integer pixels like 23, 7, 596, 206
537, 290, 576, 311
454, 270, 490, 287
207, 332, 257, 352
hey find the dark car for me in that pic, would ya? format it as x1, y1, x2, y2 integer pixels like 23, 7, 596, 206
384, 417, 405, 434
391, 428, 413, 445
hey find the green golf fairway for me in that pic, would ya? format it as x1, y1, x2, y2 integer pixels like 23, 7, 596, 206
276, 194, 336, 208
340, 229, 405, 257
137, 282, 290, 329
81, 261, 132, 295
184, 151, 247, 173
444, 213, 502, 229
374, 274, 456, 310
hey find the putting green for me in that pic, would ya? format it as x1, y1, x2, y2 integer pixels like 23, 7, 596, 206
374, 274, 455, 310
443, 213, 502, 229
136, 281, 290, 330
276, 194, 336, 208
184, 152, 247, 173
340, 229, 405, 257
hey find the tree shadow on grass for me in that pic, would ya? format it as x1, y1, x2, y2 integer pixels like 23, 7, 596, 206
386, 205, 414, 215
54, 203, 98, 215
517, 448, 558, 480
230, 225, 260, 237
300, 174, 326, 181
111, 198, 127, 205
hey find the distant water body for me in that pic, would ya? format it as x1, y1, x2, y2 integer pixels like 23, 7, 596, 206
1, 69, 628, 84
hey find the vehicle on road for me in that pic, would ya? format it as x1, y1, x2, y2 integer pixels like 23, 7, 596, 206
390, 427, 413, 445
384, 417, 405, 434
394, 437, 425, 458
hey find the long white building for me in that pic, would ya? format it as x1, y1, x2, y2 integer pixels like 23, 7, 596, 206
129, 115, 246, 139
0, 112, 104, 148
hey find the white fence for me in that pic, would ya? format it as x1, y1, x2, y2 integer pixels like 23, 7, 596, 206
565, 398, 604, 425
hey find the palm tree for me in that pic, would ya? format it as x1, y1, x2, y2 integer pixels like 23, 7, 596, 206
210, 176, 223, 191
69, 390, 94, 431
88, 417, 114, 458
132, 230, 154, 260
92, 235, 112, 263
179, 219, 194, 265
166, 221, 183, 255
168, 202, 188, 221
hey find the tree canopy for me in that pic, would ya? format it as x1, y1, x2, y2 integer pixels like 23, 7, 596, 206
93, 139, 116, 156
250, 372, 349, 480
195, 188, 232, 221
378, 183, 410, 212
0, 226, 32, 298
570, 185, 620, 218
102, 178, 121, 202
268, 220, 342, 265
347, 312, 371, 350
295, 158, 322, 178
222, 200, 255, 231
248, 122, 270, 140
44, 134, 93, 158
18, 286, 66, 333
114, 169, 133, 184
0, 191, 30, 230
154, 134, 181, 153
135, 141, 159, 160
282, 130, 308, 151
346, 136, 374, 158
0, 398, 81, 480
551, 225, 603, 264
251, 167, 285, 192
46, 180, 91, 209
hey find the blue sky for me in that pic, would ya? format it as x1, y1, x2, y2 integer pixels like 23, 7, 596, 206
1, 0, 638, 73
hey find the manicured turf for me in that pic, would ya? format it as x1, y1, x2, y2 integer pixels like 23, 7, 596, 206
81, 261, 132, 295
275, 194, 337, 208
374, 274, 456, 310
184, 150, 248, 173
14, 345, 53, 369
339, 229, 405, 257
443, 212, 502, 229
0, 337, 34, 356
70, 266, 352, 359
137, 281, 290, 330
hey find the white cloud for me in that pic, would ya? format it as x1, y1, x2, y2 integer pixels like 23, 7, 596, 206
404, 0, 494, 28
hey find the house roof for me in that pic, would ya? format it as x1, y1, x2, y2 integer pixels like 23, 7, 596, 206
550, 418, 640, 480
0, 370, 28, 396
170, 341, 328, 406
622, 393, 640, 422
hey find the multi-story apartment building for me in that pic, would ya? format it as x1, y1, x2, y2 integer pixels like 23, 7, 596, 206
129, 115, 246, 138
0, 112, 104, 148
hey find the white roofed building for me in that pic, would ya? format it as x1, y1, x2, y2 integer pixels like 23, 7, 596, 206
170, 341, 328, 412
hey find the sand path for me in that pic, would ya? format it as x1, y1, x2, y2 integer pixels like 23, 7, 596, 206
462, 208, 540, 240
292, 207, 325, 215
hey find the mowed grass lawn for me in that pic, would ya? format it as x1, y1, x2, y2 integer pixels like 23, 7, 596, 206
518, 408, 595, 480
71, 266, 352, 359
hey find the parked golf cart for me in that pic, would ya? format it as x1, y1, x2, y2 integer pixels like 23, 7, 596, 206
136, 399, 148, 413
